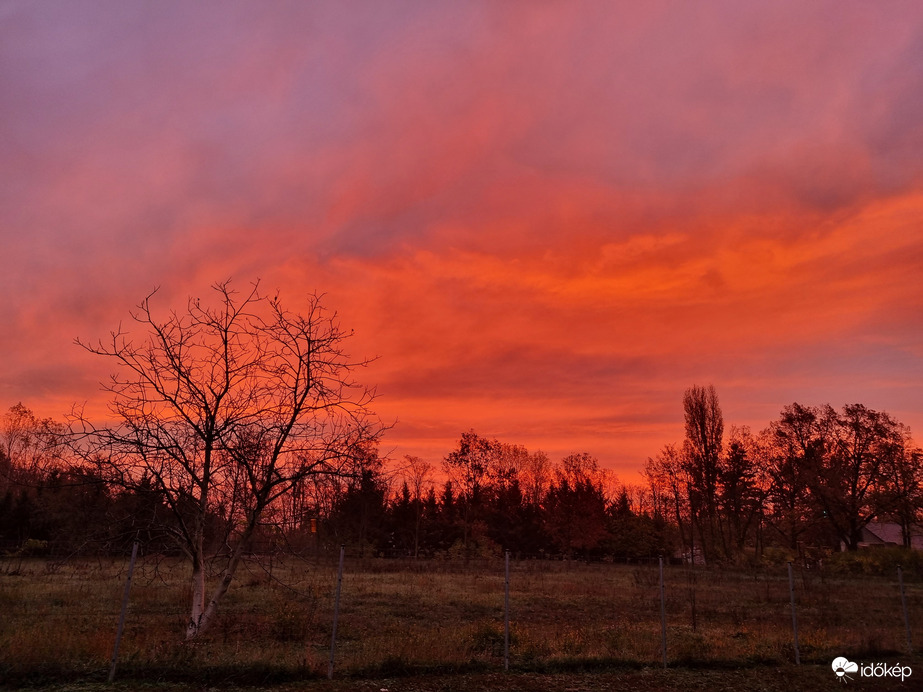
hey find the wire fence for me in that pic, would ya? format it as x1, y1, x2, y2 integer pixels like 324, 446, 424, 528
1, 547, 920, 682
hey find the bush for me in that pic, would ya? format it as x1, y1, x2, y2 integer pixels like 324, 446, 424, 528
826, 547, 923, 579
760, 546, 795, 566
15, 539, 49, 557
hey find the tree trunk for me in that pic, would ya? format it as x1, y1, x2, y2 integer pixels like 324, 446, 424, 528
185, 515, 259, 639
846, 524, 861, 552
901, 518, 912, 549
185, 541, 207, 640
194, 551, 243, 637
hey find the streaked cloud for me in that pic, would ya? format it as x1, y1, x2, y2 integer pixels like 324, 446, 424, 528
1, 1, 921, 478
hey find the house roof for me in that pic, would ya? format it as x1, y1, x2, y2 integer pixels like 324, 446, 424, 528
861, 521, 923, 549
863, 522, 904, 544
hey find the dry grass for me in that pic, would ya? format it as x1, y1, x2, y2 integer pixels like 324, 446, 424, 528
1, 553, 920, 686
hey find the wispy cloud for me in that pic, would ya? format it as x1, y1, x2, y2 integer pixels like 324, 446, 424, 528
2, 1, 921, 476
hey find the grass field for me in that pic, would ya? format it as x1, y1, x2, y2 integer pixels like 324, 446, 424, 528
1, 552, 921, 690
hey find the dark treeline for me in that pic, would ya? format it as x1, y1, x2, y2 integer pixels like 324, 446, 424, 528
647, 386, 922, 563
0, 408, 668, 561
325, 435, 669, 560
2, 388, 921, 564
0, 403, 186, 555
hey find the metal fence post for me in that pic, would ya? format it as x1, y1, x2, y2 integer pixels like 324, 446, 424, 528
899, 565, 913, 655
788, 561, 801, 665
659, 556, 667, 668
328, 545, 345, 680
108, 540, 139, 683
504, 550, 511, 672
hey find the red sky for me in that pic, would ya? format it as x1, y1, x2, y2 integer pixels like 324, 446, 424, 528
2, 1, 922, 482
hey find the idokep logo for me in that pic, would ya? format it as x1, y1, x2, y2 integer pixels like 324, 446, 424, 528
832, 657, 858, 682
832, 657, 913, 683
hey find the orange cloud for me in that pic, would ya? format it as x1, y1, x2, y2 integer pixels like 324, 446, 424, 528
2, 2, 922, 482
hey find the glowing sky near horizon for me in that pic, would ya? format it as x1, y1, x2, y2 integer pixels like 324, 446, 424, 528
1, 1, 922, 481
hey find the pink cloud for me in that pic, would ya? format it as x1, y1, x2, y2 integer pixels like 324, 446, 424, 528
1, 2, 921, 480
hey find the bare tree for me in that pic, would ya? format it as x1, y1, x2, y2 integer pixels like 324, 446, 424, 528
645, 444, 691, 558
402, 455, 433, 558
880, 433, 923, 548
764, 402, 823, 552
70, 281, 380, 639
811, 404, 905, 550
682, 385, 724, 561
1, 403, 66, 490
442, 430, 503, 553
520, 449, 551, 508
762, 402, 908, 552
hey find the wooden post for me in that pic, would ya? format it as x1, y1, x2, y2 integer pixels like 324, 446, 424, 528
504, 550, 510, 672
108, 540, 139, 683
788, 561, 801, 665
328, 545, 345, 680
899, 565, 913, 655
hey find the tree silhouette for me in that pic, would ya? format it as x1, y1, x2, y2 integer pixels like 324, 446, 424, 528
810, 404, 905, 550
544, 453, 608, 558
70, 280, 380, 639
682, 385, 724, 562
442, 431, 503, 555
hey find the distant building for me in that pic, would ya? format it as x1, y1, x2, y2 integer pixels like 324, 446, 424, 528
841, 521, 923, 551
